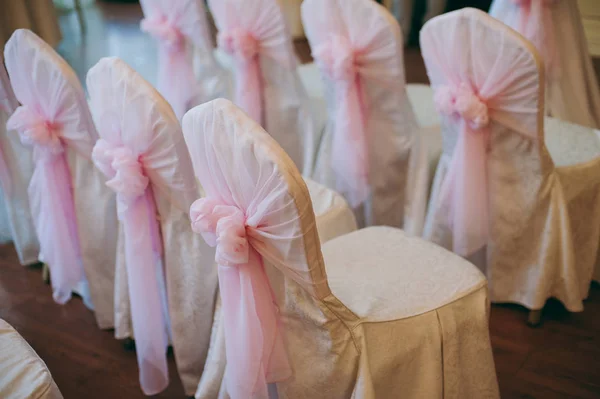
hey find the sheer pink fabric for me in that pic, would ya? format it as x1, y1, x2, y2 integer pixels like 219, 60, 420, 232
183, 99, 332, 398
4, 29, 94, 304
302, 0, 407, 209
0, 59, 17, 197
140, 0, 207, 119
421, 8, 540, 257
87, 57, 200, 395
506, 0, 559, 78
209, 0, 296, 126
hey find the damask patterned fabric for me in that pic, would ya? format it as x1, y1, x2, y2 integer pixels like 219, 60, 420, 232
0, 319, 63, 399
192, 99, 498, 399
0, 53, 39, 263
422, 9, 600, 311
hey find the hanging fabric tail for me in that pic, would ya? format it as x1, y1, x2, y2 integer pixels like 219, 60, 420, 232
122, 186, 169, 396
157, 43, 197, 119
331, 76, 368, 208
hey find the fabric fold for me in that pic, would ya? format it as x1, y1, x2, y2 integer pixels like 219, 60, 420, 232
313, 37, 368, 207
92, 139, 169, 395
7, 106, 84, 304
190, 198, 291, 398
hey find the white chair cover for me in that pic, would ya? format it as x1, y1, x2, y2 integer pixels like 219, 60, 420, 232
4, 30, 118, 328
422, 8, 600, 311
139, 0, 228, 119
0, 53, 39, 263
87, 57, 218, 396
208, 0, 319, 175
303, 0, 429, 233
490, 0, 600, 129
0, 319, 63, 399
190, 99, 499, 399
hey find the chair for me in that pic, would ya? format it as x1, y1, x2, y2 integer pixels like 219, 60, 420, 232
139, 0, 229, 119
87, 57, 356, 396
87, 56, 217, 396
421, 9, 600, 322
208, 0, 320, 175
302, 0, 433, 233
0, 319, 63, 399
0, 53, 39, 264
186, 98, 499, 399
489, 0, 600, 129
4, 29, 119, 329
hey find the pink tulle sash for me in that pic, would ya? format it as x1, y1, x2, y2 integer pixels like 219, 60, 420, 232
510, 0, 560, 78
218, 30, 263, 125
141, 16, 197, 119
313, 35, 369, 208
93, 139, 169, 395
434, 83, 490, 256
190, 198, 291, 398
7, 105, 85, 304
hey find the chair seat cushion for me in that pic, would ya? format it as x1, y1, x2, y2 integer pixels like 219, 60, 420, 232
322, 226, 486, 321
0, 319, 62, 399
545, 116, 600, 167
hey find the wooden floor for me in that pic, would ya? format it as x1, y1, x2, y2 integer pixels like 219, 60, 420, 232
2, 1, 600, 398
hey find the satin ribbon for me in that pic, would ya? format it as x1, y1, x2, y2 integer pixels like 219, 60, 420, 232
141, 15, 197, 119
190, 198, 291, 399
434, 83, 490, 257
510, 0, 559, 78
92, 139, 169, 396
312, 35, 369, 208
217, 29, 263, 125
7, 105, 84, 304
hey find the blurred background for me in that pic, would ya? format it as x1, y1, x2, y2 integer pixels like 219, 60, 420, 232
1, 0, 598, 87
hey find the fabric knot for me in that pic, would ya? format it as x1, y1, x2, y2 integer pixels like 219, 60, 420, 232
434, 83, 489, 130
7, 106, 63, 155
313, 35, 357, 82
92, 139, 149, 203
141, 16, 184, 52
190, 198, 249, 267
217, 30, 259, 62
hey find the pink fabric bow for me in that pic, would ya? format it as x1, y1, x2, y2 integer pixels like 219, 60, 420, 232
218, 29, 263, 125
7, 105, 85, 304
190, 197, 291, 399
313, 35, 369, 208
434, 83, 490, 256
141, 15, 197, 119
92, 138, 169, 396
510, 0, 559, 78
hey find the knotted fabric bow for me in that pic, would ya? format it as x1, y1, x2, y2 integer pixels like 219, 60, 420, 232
141, 14, 197, 119
217, 29, 263, 125
313, 35, 369, 208
510, 0, 560, 78
92, 138, 169, 396
7, 105, 85, 304
190, 197, 291, 399
434, 83, 490, 256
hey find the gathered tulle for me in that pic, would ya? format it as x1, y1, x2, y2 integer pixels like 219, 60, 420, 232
87, 57, 201, 395
139, 0, 211, 119
7, 105, 85, 304
183, 99, 336, 398
209, 0, 297, 128
312, 36, 369, 208
421, 8, 541, 257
